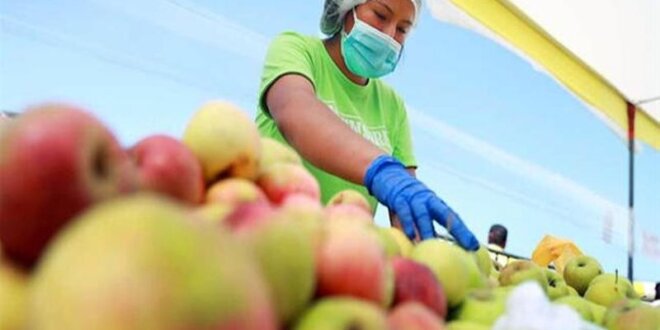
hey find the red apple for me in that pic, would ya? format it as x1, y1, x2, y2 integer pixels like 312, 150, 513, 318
410, 240, 472, 308
391, 256, 448, 319
128, 134, 204, 204
388, 302, 446, 330
257, 163, 320, 204
0, 103, 127, 268
282, 193, 324, 210
315, 221, 392, 306
223, 201, 277, 232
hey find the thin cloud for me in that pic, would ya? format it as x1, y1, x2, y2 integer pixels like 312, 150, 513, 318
407, 107, 629, 223
87, 0, 270, 61
0, 14, 219, 94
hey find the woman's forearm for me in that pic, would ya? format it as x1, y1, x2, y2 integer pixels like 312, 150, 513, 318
267, 75, 385, 184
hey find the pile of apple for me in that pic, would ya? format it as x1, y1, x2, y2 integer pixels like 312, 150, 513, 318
0, 101, 658, 330
473, 254, 659, 330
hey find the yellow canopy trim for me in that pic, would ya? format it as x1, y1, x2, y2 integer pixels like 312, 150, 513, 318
450, 0, 660, 150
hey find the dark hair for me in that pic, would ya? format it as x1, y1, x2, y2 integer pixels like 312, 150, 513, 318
488, 224, 508, 248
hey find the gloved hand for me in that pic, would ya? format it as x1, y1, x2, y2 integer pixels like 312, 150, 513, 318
364, 155, 479, 251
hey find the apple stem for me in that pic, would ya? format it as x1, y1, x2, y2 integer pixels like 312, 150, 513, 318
615, 269, 618, 285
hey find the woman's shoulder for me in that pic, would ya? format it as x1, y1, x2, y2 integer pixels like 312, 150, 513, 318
372, 80, 406, 109
270, 31, 323, 49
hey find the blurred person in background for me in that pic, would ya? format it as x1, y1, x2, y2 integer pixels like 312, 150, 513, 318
487, 224, 509, 269
0, 110, 19, 120
0, 111, 19, 130
254, 0, 479, 250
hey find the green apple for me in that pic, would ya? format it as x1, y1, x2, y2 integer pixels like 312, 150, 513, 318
563, 255, 603, 296
603, 299, 660, 330
489, 268, 501, 286
588, 300, 607, 325
544, 269, 570, 300
601, 299, 641, 326
609, 307, 660, 330
554, 296, 594, 322
446, 320, 491, 330
183, 100, 261, 182
498, 260, 548, 293
459, 247, 486, 290
28, 194, 277, 330
0, 260, 28, 330
375, 227, 402, 258
568, 286, 579, 296
584, 273, 638, 307
589, 273, 637, 296
472, 245, 493, 277
292, 297, 388, 330
240, 216, 316, 324
386, 227, 414, 257
410, 240, 472, 307
486, 276, 500, 289
454, 287, 510, 326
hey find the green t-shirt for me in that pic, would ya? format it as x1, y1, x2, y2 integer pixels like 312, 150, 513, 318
255, 31, 416, 212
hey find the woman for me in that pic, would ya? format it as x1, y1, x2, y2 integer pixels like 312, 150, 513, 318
255, 0, 479, 250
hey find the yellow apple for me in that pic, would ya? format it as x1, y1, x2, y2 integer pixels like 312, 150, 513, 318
258, 137, 301, 174
183, 100, 261, 182
386, 227, 414, 257
0, 260, 28, 330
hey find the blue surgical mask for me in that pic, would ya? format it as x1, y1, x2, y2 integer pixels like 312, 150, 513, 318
341, 10, 402, 78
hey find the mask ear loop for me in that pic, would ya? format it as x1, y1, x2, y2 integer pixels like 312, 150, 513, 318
350, 7, 360, 32
339, 8, 358, 38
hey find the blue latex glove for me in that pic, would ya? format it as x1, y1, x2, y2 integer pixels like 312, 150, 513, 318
364, 155, 479, 251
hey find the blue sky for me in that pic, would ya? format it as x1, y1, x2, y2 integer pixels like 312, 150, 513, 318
1, 0, 658, 280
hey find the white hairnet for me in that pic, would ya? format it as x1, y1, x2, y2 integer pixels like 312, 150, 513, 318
320, 0, 421, 35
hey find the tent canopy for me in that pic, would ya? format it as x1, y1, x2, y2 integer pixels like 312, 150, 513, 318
428, 0, 660, 150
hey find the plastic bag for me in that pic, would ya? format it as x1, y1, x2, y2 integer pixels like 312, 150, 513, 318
531, 235, 583, 274
493, 282, 604, 330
